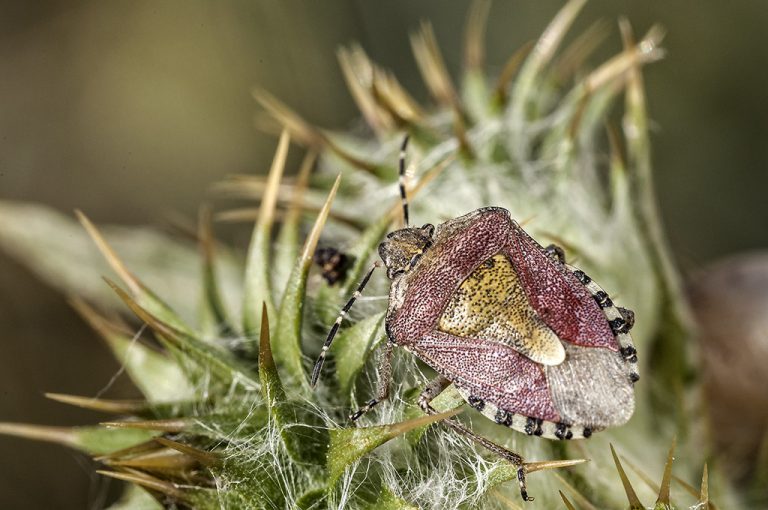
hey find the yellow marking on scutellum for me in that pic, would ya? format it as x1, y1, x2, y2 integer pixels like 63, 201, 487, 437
438, 254, 566, 366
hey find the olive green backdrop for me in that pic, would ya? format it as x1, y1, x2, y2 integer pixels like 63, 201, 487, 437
1, 1, 766, 507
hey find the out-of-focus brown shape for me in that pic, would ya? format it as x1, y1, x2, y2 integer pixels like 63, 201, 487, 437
689, 252, 768, 481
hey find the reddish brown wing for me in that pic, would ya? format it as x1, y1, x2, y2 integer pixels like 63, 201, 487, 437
413, 331, 561, 422
505, 224, 617, 351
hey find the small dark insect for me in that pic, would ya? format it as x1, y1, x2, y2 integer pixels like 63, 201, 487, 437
311, 136, 638, 502
313, 246, 354, 286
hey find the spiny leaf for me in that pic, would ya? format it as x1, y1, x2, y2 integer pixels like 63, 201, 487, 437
699, 464, 709, 510
559, 490, 577, 510
670, 471, 720, 510
493, 40, 533, 107
463, 0, 491, 73
71, 298, 195, 402
102, 410, 271, 440
525, 458, 589, 474
338, 45, 395, 137
254, 89, 380, 175
272, 150, 316, 300
95, 439, 164, 462
552, 19, 611, 84
259, 303, 328, 464
92, 432, 162, 458
552, 472, 598, 510
104, 448, 200, 474
461, 0, 492, 122
274, 174, 341, 392
331, 311, 385, 396
259, 302, 286, 407
410, 22, 461, 111
107, 279, 259, 391
542, 28, 664, 161
371, 64, 432, 134
198, 205, 236, 336
327, 408, 461, 487
101, 419, 189, 433
243, 129, 290, 344
45, 393, 150, 415
76, 210, 195, 336
607, 121, 633, 221
610, 443, 643, 509
619, 449, 703, 510
154, 437, 219, 467
0, 422, 156, 455
510, 0, 587, 129
411, 21, 471, 155
96, 469, 188, 501
655, 437, 676, 508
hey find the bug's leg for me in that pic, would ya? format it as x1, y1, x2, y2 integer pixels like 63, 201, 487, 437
416, 375, 452, 412
418, 377, 533, 502
310, 261, 381, 388
350, 341, 393, 421
544, 244, 566, 264
617, 306, 635, 330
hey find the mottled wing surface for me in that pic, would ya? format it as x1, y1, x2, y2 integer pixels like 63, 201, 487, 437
414, 331, 561, 421
505, 223, 618, 351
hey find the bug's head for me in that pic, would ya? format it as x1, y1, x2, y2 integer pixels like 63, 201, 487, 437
378, 223, 435, 279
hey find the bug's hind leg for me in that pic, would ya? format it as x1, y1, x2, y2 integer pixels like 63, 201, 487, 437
418, 377, 533, 502
350, 341, 393, 421
544, 244, 566, 264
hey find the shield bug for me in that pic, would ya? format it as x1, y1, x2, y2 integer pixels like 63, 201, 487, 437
311, 136, 638, 502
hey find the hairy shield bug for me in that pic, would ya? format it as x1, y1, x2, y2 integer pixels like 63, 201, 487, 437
311, 137, 639, 501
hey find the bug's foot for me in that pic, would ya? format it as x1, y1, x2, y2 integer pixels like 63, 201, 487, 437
517, 466, 534, 502
544, 244, 566, 264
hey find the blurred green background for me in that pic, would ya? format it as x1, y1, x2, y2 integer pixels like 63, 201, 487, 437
1, 1, 766, 507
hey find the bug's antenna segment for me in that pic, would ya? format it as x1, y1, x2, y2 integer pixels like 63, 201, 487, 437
311, 261, 382, 388
399, 135, 411, 227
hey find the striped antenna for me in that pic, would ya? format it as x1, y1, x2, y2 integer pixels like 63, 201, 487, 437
310, 261, 382, 388
398, 135, 410, 227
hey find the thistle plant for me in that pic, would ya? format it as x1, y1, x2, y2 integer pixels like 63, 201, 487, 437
0, 1, 742, 508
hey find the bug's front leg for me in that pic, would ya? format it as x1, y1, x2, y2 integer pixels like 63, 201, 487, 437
350, 341, 393, 421
418, 377, 534, 502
